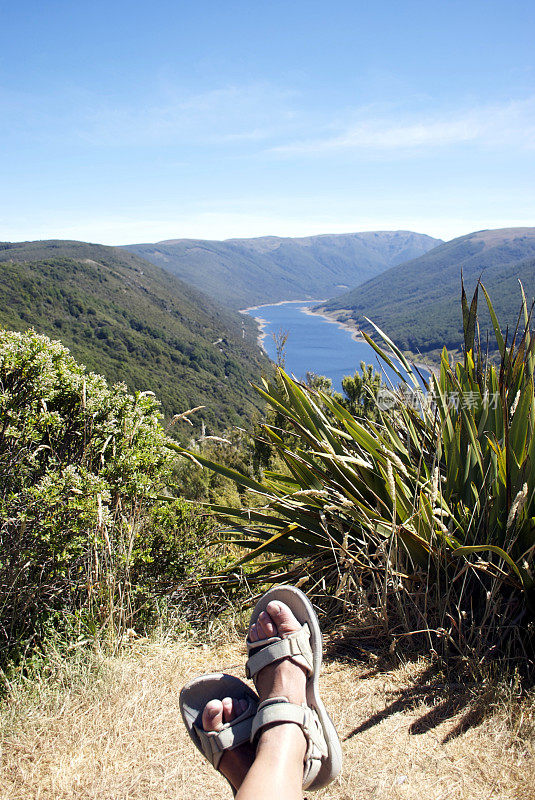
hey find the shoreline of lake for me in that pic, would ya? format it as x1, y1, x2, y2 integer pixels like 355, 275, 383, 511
304, 304, 440, 378
251, 315, 268, 351
300, 304, 368, 344
240, 299, 323, 353
242, 299, 438, 384
241, 298, 316, 313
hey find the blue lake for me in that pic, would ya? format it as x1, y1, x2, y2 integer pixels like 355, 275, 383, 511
244, 300, 428, 392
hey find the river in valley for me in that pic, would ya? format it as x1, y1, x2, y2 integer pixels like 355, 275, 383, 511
243, 300, 428, 392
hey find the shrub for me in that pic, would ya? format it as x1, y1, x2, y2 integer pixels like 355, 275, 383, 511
0, 329, 217, 663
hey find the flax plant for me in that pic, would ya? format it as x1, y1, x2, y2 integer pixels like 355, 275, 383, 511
170, 284, 535, 669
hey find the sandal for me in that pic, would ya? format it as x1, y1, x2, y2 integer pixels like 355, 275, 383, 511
180, 672, 258, 792
246, 585, 343, 790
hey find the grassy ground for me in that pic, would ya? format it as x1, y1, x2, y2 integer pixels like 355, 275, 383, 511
1, 634, 534, 800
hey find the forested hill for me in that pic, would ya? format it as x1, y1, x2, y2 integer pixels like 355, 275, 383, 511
124, 231, 441, 309
318, 228, 535, 361
0, 240, 269, 429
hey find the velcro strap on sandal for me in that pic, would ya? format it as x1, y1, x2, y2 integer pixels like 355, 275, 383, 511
193, 699, 256, 769
246, 623, 313, 681
250, 697, 328, 759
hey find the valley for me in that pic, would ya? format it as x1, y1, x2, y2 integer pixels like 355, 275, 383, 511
124, 230, 441, 309
318, 228, 535, 361
1, 227, 533, 434
0, 240, 269, 430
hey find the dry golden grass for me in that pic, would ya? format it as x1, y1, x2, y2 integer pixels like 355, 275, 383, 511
1, 634, 534, 800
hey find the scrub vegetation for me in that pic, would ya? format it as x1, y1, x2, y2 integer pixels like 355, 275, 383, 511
0, 329, 229, 668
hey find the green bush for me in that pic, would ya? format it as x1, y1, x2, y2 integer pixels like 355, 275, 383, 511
0, 329, 218, 664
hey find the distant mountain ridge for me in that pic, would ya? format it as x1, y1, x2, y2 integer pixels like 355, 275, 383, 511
123, 230, 441, 309
0, 240, 268, 429
318, 228, 535, 360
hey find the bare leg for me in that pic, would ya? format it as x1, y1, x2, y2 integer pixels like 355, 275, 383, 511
235, 601, 308, 800
235, 721, 306, 800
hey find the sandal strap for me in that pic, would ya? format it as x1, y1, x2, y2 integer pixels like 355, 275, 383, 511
193, 698, 256, 769
250, 697, 328, 756
245, 623, 313, 681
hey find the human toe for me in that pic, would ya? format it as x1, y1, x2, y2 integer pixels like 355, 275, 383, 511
202, 698, 224, 731
256, 610, 276, 638
221, 696, 235, 721
265, 600, 302, 637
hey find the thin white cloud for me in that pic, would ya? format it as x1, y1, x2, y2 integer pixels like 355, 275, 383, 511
271, 97, 535, 155
0, 81, 299, 148
78, 83, 299, 147
4, 78, 534, 158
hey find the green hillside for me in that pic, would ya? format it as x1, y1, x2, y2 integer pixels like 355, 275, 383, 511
319, 228, 535, 361
0, 240, 269, 429
124, 230, 441, 309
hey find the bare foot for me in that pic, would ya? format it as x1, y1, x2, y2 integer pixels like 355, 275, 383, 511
249, 600, 308, 706
202, 696, 256, 790
248, 600, 308, 760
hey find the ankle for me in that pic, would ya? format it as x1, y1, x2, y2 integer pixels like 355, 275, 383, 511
256, 722, 307, 760
256, 659, 307, 705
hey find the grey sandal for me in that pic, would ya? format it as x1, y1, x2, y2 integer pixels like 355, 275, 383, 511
180, 672, 258, 789
246, 585, 343, 790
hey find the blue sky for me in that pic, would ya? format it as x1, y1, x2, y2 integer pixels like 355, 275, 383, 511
1, 0, 534, 244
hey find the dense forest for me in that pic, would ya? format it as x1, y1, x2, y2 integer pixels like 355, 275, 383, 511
0, 240, 269, 430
